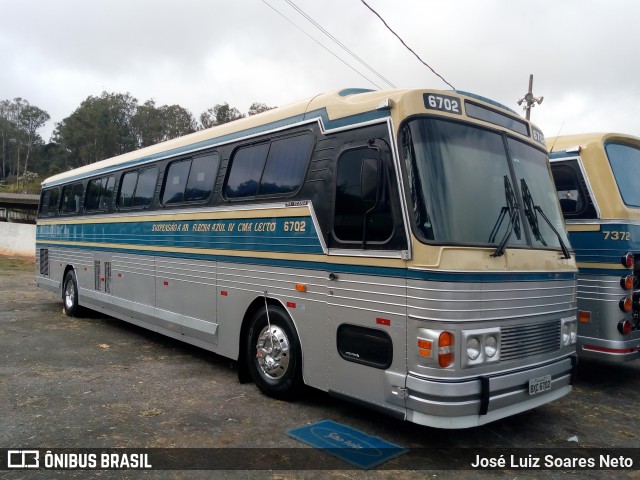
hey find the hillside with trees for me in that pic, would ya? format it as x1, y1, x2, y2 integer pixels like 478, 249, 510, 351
0, 92, 274, 193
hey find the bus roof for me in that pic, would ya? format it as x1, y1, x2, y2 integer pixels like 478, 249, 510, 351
547, 132, 640, 156
42, 88, 536, 188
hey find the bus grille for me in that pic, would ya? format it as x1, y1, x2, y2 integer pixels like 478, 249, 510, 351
500, 320, 561, 361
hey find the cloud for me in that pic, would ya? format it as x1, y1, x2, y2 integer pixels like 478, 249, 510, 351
1, 0, 639, 142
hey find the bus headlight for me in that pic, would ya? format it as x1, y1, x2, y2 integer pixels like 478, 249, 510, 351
466, 337, 481, 361
561, 316, 577, 346
461, 328, 500, 368
485, 335, 498, 358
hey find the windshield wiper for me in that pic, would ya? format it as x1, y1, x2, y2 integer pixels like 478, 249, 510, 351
490, 175, 521, 257
520, 179, 571, 259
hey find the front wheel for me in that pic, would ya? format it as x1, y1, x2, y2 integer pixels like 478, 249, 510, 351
246, 304, 303, 400
62, 270, 80, 316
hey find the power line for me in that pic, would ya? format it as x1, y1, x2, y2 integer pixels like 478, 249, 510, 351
360, 0, 455, 90
284, 0, 396, 89
261, 0, 384, 89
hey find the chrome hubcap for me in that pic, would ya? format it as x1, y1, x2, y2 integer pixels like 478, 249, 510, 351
64, 279, 75, 309
255, 325, 290, 380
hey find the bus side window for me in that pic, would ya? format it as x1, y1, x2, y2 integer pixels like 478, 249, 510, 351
117, 168, 158, 209
550, 161, 597, 219
333, 146, 393, 247
39, 188, 60, 217
60, 183, 84, 214
87, 176, 116, 211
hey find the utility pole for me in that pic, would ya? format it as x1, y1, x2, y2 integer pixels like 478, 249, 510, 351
517, 74, 544, 120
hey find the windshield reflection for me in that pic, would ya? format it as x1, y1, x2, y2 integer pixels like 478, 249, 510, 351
401, 118, 570, 253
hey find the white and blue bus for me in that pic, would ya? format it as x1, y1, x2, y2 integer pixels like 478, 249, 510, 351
36, 88, 578, 428
549, 132, 640, 362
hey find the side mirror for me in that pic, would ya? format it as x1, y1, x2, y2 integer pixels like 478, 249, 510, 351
361, 157, 379, 206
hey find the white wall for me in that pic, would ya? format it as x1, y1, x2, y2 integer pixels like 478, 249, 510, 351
0, 222, 36, 257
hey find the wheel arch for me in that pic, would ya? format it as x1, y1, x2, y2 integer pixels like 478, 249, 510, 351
237, 294, 303, 383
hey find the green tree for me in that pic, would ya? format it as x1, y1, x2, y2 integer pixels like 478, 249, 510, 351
248, 102, 275, 116
199, 103, 245, 129
160, 104, 197, 140
53, 91, 138, 167
0, 98, 49, 184
131, 100, 165, 147
18, 104, 50, 178
132, 100, 197, 148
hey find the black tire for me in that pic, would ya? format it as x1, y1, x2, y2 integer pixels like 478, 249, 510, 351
62, 270, 80, 317
246, 304, 303, 400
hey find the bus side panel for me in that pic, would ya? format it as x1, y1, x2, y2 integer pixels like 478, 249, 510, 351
214, 260, 328, 382
326, 270, 407, 416
155, 257, 218, 345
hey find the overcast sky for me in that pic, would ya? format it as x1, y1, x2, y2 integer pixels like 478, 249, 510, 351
1, 0, 638, 143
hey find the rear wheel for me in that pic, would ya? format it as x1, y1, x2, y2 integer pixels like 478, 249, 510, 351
246, 304, 303, 400
62, 270, 80, 317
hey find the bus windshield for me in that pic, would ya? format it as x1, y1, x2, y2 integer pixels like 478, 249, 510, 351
402, 118, 569, 250
605, 142, 640, 207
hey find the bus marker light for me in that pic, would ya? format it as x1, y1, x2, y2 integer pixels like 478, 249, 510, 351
622, 252, 634, 268
295, 283, 307, 292
163, 281, 169, 286
618, 319, 632, 335
418, 338, 432, 358
578, 311, 590, 323
621, 275, 634, 290
438, 332, 454, 368
117, 273, 122, 278
287, 302, 296, 309
220, 290, 228, 296
619, 297, 632, 313
376, 318, 391, 326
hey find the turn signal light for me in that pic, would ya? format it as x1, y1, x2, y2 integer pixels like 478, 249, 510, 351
418, 338, 432, 358
578, 311, 591, 323
621, 275, 634, 290
438, 332, 454, 368
620, 297, 632, 313
618, 319, 632, 335
622, 252, 634, 268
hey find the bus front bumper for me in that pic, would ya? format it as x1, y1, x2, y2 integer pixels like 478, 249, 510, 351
402, 356, 576, 429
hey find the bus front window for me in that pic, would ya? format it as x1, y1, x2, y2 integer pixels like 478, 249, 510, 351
402, 118, 569, 253
401, 118, 527, 247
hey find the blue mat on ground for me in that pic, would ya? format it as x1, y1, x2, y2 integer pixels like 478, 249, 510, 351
286, 419, 407, 469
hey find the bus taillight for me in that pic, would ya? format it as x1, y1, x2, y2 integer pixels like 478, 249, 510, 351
622, 252, 634, 268
438, 332, 454, 368
621, 275, 634, 290
618, 319, 632, 336
619, 297, 632, 313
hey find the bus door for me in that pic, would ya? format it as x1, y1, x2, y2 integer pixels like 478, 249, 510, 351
326, 139, 408, 417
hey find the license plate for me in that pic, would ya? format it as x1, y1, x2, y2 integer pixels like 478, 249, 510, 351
528, 375, 552, 395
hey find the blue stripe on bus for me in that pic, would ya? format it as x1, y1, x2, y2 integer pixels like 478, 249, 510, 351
36, 241, 576, 283
568, 224, 640, 264
36, 216, 324, 255
42, 107, 390, 188
577, 267, 630, 277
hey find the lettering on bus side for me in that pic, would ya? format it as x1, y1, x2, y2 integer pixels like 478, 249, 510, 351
148, 218, 308, 236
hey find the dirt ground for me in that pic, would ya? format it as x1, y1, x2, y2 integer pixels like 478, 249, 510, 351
1, 255, 639, 480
